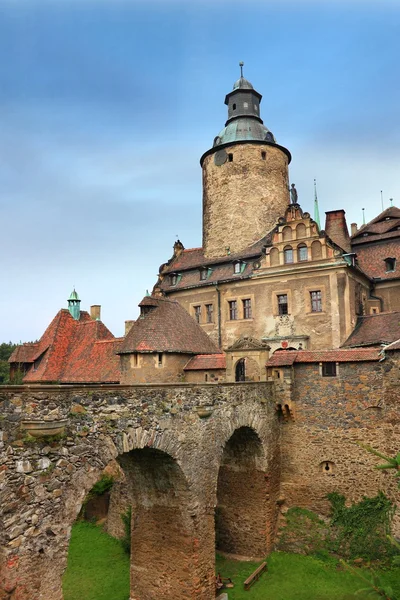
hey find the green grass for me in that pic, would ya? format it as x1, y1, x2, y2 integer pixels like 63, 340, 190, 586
216, 552, 400, 600
63, 522, 130, 600
63, 523, 400, 600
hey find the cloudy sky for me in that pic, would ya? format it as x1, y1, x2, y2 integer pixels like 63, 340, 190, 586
1, 0, 400, 342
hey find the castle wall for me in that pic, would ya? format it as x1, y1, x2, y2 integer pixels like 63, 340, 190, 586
202, 143, 289, 258
120, 352, 192, 384
277, 356, 400, 535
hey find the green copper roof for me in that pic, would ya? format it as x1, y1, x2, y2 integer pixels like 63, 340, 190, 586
214, 118, 276, 147
68, 288, 80, 301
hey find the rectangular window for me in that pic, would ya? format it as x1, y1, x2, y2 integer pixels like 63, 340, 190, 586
194, 305, 201, 323
200, 269, 208, 281
233, 262, 241, 274
322, 362, 337, 377
243, 298, 252, 319
278, 294, 288, 315
228, 300, 238, 320
310, 290, 322, 312
158, 353, 163, 368
206, 303, 213, 323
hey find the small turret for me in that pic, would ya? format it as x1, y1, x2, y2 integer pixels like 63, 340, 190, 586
68, 288, 81, 321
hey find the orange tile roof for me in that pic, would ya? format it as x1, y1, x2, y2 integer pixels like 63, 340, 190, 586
10, 309, 120, 383
184, 354, 226, 371
266, 347, 380, 367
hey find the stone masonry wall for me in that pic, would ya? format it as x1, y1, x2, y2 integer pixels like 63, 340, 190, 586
0, 382, 278, 600
277, 357, 400, 535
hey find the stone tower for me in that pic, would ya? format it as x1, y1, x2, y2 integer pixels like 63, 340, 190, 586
200, 64, 292, 258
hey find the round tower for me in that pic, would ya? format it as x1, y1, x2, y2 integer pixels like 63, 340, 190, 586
200, 64, 291, 258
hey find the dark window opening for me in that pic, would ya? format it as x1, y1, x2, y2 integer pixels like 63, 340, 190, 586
170, 273, 177, 286
278, 294, 288, 315
206, 304, 213, 323
228, 300, 238, 320
200, 269, 208, 281
384, 257, 396, 272
243, 298, 252, 319
232, 103, 236, 110
194, 305, 201, 323
322, 362, 337, 377
261, 151, 266, 160
235, 358, 246, 382
310, 290, 322, 312
228, 153, 233, 162
158, 353, 163, 367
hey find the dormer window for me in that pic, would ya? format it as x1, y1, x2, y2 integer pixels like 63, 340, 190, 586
170, 273, 181, 286
384, 257, 396, 272
233, 261, 245, 274
200, 268, 209, 281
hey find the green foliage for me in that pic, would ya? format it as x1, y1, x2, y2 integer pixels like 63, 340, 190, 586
357, 444, 400, 489
90, 475, 114, 497
0, 342, 17, 384
277, 506, 327, 555
120, 506, 132, 555
63, 522, 130, 600
215, 552, 400, 600
342, 560, 398, 599
327, 492, 396, 561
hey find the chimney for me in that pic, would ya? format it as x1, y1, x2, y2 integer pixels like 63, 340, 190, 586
351, 223, 358, 236
324, 210, 351, 252
125, 320, 135, 336
90, 305, 101, 321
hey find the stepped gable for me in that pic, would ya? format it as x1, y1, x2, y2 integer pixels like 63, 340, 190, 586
342, 312, 400, 348
10, 309, 120, 383
266, 347, 380, 367
351, 206, 400, 280
184, 354, 226, 371
118, 296, 220, 355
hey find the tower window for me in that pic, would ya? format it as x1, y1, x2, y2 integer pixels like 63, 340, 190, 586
310, 290, 322, 312
232, 103, 236, 111
278, 294, 288, 315
243, 298, 252, 319
228, 300, 238, 320
384, 257, 396, 272
261, 151, 266, 160
243, 101, 248, 108
194, 305, 201, 323
228, 153, 233, 162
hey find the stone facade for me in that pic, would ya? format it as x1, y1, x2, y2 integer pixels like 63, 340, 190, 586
120, 353, 191, 384
202, 143, 290, 258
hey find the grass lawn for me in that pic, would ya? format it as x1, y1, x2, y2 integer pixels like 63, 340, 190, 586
63, 522, 130, 600
63, 523, 400, 600
216, 552, 400, 600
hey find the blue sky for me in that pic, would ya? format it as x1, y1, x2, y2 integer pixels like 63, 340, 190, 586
1, 0, 400, 341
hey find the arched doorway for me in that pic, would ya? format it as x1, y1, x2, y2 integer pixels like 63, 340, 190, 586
235, 358, 246, 381
215, 427, 268, 558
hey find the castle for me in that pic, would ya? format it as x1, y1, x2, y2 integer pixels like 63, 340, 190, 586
1, 67, 400, 600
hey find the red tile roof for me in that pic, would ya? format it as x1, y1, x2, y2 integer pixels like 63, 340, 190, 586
9, 309, 120, 383
266, 347, 380, 367
184, 354, 226, 371
352, 207, 400, 245
342, 312, 400, 348
352, 240, 400, 280
118, 296, 219, 355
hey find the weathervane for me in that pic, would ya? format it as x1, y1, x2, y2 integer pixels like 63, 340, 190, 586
239, 61, 244, 78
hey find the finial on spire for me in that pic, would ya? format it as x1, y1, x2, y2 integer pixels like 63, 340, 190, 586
314, 179, 321, 229
390, 198, 394, 207
239, 61, 244, 78
362, 208, 366, 226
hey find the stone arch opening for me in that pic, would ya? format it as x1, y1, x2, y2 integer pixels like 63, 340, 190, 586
117, 447, 202, 600
269, 246, 279, 266
215, 426, 268, 558
235, 358, 246, 381
296, 222, 306, 239
311, 240, 322, 260
282, 226, 292, 241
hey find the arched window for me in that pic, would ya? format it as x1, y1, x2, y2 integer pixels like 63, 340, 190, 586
296, 223, 306, 239
282, 226, 292, 242
297, 244, 308, 262
284, 246, 293, 264
270, 247, 279, 267
311, 240, 322, 260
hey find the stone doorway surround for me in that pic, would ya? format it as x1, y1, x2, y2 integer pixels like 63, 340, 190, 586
225, 336, 270, 383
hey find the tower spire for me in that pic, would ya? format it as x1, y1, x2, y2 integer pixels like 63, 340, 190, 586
239, 60, 244, 78
314, 179, 321, 229
68, 288, 81, 320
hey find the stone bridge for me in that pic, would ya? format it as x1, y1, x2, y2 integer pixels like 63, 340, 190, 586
0, 382, 279, 600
